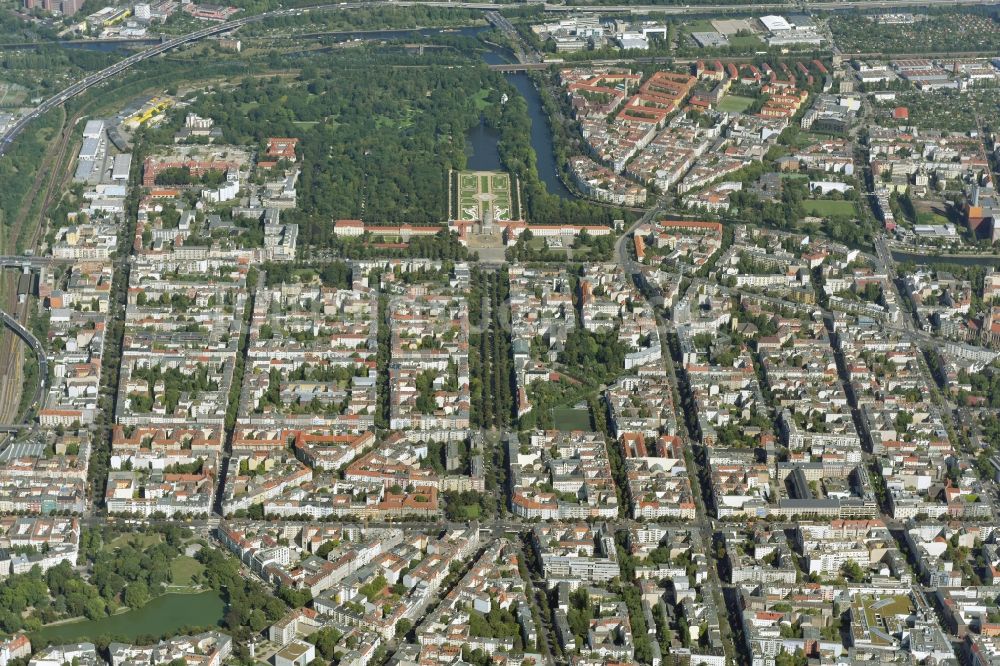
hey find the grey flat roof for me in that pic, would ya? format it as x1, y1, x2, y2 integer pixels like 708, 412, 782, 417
83, 119, 105, 137
0, 440, 45, 461
79, 137, 101, 160
112, 153, 132, 179
74, 160, 97, 182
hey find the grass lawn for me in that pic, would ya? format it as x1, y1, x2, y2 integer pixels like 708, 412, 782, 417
916, 212, 951, 226
491, 173, 510, 193
108, 533, 162, 550
791, 131, 831, 149
455, 504, 480, 519
472, 88, 491, 111
169, 556, 205, 586
685, 19, 717, 33
552, 407, 592, 432
729, 34, 764, 48
718, 95, 755, 113
375, 114, 414, 130
804, 199, 856, 218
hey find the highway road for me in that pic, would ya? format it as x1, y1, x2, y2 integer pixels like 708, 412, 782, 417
3, 0, 1000, 155
0, 2, 378, 155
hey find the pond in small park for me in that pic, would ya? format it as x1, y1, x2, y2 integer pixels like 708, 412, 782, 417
32, 590, 226, 645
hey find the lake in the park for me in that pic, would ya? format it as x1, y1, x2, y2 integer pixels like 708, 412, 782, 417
32, 590, 226, 645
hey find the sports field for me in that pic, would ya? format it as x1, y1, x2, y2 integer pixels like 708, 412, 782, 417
455, 170, 515, 223
804, 200, 856, 218
552, 407, 592, 432
718, 95, 755, 113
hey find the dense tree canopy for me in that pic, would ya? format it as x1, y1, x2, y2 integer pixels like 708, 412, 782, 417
175, 54, 489, 232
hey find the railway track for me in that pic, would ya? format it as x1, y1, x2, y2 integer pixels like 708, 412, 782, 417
29, 115, 83, 251
0, 310, 18, 422
0, 107, 83, 423
3, 107, 67, 255
0, 298, 29, 423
